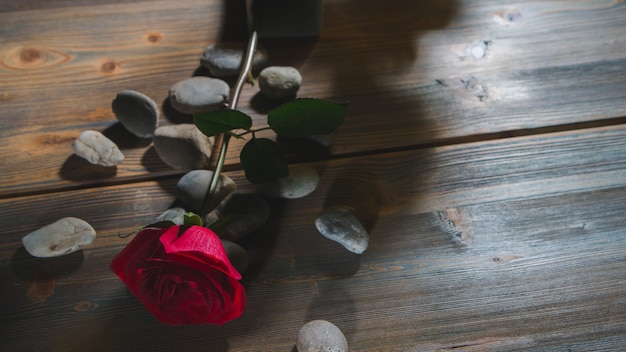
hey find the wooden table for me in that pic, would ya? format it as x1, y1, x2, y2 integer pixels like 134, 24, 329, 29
2, 1, 625, 350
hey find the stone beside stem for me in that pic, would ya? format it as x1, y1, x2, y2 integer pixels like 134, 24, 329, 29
200, 30, 259, 218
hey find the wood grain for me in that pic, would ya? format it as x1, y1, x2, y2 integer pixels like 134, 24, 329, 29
1, 0, 625, 196
2, 0, 626, 351
1, 125, 625, 351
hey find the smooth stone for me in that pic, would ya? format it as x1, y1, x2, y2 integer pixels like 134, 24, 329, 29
71, 130, 124, 167
155, 207, 186, 225
305, 133, 333, 148
314, 205, 369, 254
168, 77, 230, 114
200, 43, 268, 77
297, 320, 348, 352
258, 165, 319, 199
111, 89, 159, 138
206, 191, 270, 241
22, 217, 96, 258
258, 66, 302, 99
153, 124, 214, 169
221, 240, 249, 274
177, 170, 237, 213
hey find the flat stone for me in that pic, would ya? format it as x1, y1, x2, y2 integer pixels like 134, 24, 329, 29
305, 133, 333, 148
200, 43, 268, 77
22, 217, 96, 258
258, 165, 319, 199
315, 205, 369, 254
297, 320, 348, 352
153, 124, 214, 169
177, 170, 237, 213
155, 207, 186, 225
111, 89, 159, 138
206, 191, 270, 241
71, 130, 124, 167
168, 77, 230, 114
258, 66, 302, 99
221, 239, 249, 274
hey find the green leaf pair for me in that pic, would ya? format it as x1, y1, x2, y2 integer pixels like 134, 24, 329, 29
194, 98, 348, 184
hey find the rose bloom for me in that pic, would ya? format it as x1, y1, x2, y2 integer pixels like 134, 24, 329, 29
111, 225, 246, 325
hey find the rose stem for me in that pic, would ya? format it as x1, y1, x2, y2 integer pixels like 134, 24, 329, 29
199, 29, 259, 219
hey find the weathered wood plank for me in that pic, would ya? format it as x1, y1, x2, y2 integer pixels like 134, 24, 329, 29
1, 0, 625, 197
1, 125, 625, 350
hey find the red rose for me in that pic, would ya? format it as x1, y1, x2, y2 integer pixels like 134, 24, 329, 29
110, 225, 246, 325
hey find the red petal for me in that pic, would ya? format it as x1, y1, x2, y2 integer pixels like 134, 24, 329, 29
159, 226, 241, 279
110, 228, 165, 285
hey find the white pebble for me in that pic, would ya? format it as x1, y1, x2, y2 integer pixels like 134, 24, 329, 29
258, 165, 319, 199
72, 130, 124, 166
258, 66, 302, 99
315, 205, 369, 254
22, 217, 96, 258
297, 320, 348, 352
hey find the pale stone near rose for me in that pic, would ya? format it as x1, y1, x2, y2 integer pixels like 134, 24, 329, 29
206, 191, 270, 241
177, 170, 237, 213
221, 239, 249, 274
315, 205, 369, 254
156, 207, 186, 225
168, 77, 230, 114
111, 89, 159, 138
258, 66, 302, 99
22, 217, 96, 258
305, 133, 333, 148
153, 124, 214, 169
297, 320, 348, 352
200, 43, 268, 77
72, 130, 124, 167
258, 165, 319, 199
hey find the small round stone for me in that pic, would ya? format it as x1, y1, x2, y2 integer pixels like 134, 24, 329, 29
315, 205, 369, 254
297, 320, 348, 352
221, 239, 249, 274
200, 43, 268, 77
153, 124, 214, 169
168, 77, 229, 114
111, 90, 159, 138
71, 130, 124, 167
155, 207, 186, 225
258, 165, 319, 199
206, 191, 270, 241
258, 66, 302, 99
177, 170, 237, 213
22, 217, 96, 258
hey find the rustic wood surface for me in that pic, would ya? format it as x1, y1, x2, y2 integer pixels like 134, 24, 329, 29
1, 0, 625, 351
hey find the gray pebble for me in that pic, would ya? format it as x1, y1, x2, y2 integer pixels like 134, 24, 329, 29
206, 191, 270, 241
111, 89, 159, 138
297, 320, 348, 352
258, 66, 302, 99
156, 207, 186, 225
305, 133, 333, 148
200, 43, 268, 77
22, 217, 96, 258
221, 239, 249, 274
258, 165, 319, 199
168, 77, 230, 114
315, 205, 369, 254
153, 124, 214, 169
177, 170, 237, 213
71, 130, 124, 166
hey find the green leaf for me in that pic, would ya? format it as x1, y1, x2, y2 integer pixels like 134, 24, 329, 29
183, 212, 203, 227
194, 109, 253, 137
240, 137, 288, 184
268, 98, 348, 138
